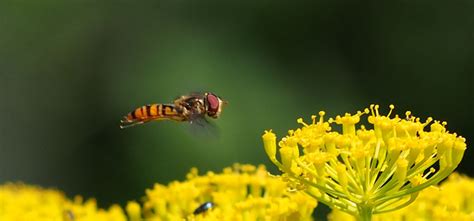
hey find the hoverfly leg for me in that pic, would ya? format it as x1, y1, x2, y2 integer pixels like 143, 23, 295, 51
119, 121, 144, 129
120, 117, 130, 123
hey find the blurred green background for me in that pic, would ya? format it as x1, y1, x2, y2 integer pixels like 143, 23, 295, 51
1, 1, 473, 220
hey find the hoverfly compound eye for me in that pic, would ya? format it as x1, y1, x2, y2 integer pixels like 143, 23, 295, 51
206, 93, 221, 118
207, 93, 219, 111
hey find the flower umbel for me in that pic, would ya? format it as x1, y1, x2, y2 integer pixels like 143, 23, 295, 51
0, 183, 126, 221
262, 105, 467, 221
142, 164, 317, 221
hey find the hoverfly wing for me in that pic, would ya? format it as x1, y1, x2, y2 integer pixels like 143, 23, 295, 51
186, 112, 220, 138
173, 91, 205, 101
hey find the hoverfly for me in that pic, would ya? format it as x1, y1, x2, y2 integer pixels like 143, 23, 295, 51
120, 92, 226, 129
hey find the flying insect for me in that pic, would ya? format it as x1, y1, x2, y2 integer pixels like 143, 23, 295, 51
193, 201, 214, 215
120, 92, 226, 129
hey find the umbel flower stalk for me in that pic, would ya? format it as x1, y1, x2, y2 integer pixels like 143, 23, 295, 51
262, 105, 467, 221
328, 173, 474, 221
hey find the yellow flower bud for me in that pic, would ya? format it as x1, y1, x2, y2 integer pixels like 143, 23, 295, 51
126, 201, 141, 221
452, 137, 467, 167
262, 130, 277, 162
394, 159, 408, 189
280, 147, 294, 172
336, 164, 348, 190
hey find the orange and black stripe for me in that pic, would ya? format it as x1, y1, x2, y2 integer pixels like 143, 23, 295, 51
124, 104, 182, 122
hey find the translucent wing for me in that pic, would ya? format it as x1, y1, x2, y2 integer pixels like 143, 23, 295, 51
186, 112, 220, 138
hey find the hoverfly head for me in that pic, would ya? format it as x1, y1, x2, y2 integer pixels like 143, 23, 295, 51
204, 92, 226, 118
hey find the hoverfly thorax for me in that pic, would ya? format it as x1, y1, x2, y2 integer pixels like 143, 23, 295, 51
204, 92, 226, 118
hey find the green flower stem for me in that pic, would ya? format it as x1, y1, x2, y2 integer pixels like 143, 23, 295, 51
375, 167, 455, 203
375, 193, 418, 214
357, 204, 373, 221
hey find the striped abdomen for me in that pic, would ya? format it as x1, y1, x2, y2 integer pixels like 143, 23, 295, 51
120, 104, 184, 128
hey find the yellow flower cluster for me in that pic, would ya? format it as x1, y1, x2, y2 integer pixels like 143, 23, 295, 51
262, 105, 467, 220
328, 173, 474, 221
0, 183, 127, 221
0, 164, 317, 221
140, 164, 317, 221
